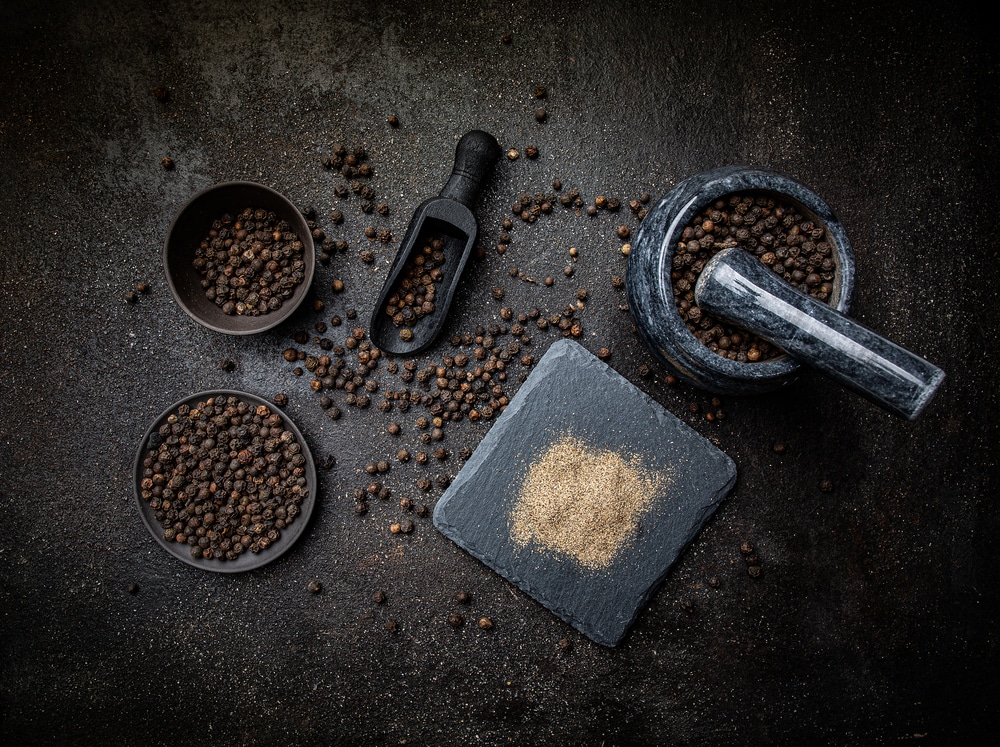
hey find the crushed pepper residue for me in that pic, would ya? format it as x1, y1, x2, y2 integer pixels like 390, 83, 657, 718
509, 435, 669, 569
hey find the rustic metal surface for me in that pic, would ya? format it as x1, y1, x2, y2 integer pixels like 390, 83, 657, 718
1, 1, 996, 744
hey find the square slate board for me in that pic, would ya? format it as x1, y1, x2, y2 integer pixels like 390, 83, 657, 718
433, 339, 737, 646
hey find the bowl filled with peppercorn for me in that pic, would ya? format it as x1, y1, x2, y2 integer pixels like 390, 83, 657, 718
626, 166, 856, 395
134, 390, 317, 572
164, 182, 315, 334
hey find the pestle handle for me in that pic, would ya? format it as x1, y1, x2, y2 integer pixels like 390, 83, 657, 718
438, 130, 502, 209
694, 247, 945, 420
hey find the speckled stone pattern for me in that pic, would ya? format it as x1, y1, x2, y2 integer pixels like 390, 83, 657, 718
433, 339, 737, 646
695, 248, 945, 419
626, 166, 855, 395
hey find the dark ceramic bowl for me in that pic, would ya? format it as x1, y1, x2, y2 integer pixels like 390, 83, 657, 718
133, 390, 317, 573
626, 166, 856, 395
163, 182, 314, 335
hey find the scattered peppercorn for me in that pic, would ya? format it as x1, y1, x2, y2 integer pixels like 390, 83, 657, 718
387, 114, 400, 127
558, 637, 573, 652
478, 616, 493, 630
307, 580, 322, 593
446, 613, 464, 628
456, 591, 471, 604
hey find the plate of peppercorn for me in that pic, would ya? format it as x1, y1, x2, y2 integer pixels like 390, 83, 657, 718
134, 390, 317, 572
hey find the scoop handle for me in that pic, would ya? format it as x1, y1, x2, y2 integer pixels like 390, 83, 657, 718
438, 130, 502, 209
694, 247, 945, 420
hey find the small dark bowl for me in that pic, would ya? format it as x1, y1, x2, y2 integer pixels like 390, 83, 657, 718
133, 390, 317, 573
626, 166, 856, 395
163, 182, 315, 335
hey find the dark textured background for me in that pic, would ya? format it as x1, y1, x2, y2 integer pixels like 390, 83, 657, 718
1, 1, 997, 744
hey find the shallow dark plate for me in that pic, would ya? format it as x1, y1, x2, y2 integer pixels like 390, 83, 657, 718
163, 181, 315, 335
133, 390, 317, 573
